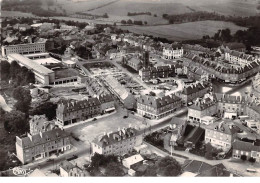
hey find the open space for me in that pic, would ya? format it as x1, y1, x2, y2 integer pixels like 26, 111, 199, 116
55, 68, 79, 79
119, 20, 247, 41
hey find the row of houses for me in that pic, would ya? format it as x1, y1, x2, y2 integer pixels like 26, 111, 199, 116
56, 94, 115, 126
16, 128, 71, 164
188, 93, 260, 130
184, 52, 260, 83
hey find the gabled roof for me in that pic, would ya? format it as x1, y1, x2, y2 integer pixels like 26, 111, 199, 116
92, 127, 141, 148
57, 97, 101, 114
16, 128, 70, 149
137, 94, 181, 108
233, 140, 260, 152
182, 160, 213, 174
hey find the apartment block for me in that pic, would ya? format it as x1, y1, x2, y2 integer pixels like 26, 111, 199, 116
137, 94, 182, 119
2, 41, 46, 57
91, 127, 143, 156
56, 98, 101, 126
16, 128, 71, 164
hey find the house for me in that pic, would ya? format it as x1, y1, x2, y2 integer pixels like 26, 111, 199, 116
137, 94, 182, 119
139, 65, 175, 81
175, 81, 210, 105
163, 44, 183, 60
225, 50, 254, 66
232, 140, 260, 162
97, 94, 115, 113
16, 128, 71, 164
29, 115, 56, 135
122, 154, 144, 169
164, 118, 187, 150
125, 56, 143, 71
204, 121, 241, 152
60, 160, 89, 177
56, 98, 101, 126
187, 93, 217, 124
91, 127, 142, 156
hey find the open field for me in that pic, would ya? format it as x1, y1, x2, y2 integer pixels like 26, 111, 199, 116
1, 11, 35, 18
119, 20, 248, 41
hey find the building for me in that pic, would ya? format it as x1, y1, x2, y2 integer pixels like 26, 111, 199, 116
2, 41, 46, 57
125, 57, 142, 71
56, 98, 101, 126
7, 53, 55, 85
97, 94, 115, 113
215, 93, 260, 120
163, 45, 183, 60
232, 140, 260, 162
91, 127, 142, 156
29, 115, 56, 135
184, 52, 260, 83
85, 77, 109, 96
139, 65, 175, 81
204, 121, 240, 152
103, 75, 136, 109
225, 50, 254, 66
252, 72, 260, 98
60, 160, 89, 177
188, 93, 217, 124
122, 154, 144, 169
175, 81, 210, 105
16, 128, 71, 164
137, 94, 182, 119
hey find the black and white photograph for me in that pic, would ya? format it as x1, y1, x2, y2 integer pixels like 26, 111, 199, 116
0, 0, 260, 179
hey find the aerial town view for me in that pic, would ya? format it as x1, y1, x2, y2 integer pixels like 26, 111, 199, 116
0, 0, 260, 179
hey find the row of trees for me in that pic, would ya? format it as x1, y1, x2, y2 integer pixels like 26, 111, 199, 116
127, 12, 152, 16
0, 61, 35, 86
121, 19, 146, 25
210, 27, 260, 49
162, 11, 260, 28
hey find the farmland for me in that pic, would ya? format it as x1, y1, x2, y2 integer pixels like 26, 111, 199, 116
119, 20, 248, 41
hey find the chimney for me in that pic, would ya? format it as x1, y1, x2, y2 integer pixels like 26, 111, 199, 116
39, 131, 43, 138
28, 133, 33, 141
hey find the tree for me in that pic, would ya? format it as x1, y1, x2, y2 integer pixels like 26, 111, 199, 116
144, 21, 147, 25
121, 20, 126, 24
241, 155, 247, 161
154, 14, 157, 17
0, 61, 10, 81
156, 156, 182, 176
205, 143, 214, 160
103, 13, 109, 18
3, 110, 27, 133
105, 162, 124, 176
127, 19, 133, 24
248, 157, 256, 163
13, 87, 32, 113
30, 101, 57, 120
9, 61, 21, 79
144, 165, 157, 176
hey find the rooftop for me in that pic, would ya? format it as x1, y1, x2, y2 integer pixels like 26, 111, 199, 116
8, 53, 54, 75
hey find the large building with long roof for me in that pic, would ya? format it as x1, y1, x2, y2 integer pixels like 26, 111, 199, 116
7, 53, 55, 85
